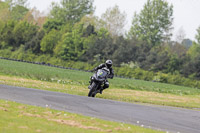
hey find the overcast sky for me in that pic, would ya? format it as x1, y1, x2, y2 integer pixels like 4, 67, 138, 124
28, 0, 200, 41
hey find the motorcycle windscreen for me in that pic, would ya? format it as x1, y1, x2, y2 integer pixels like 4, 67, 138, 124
97, 69, 108, 80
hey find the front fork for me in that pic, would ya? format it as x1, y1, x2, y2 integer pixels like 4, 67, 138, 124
89, 76, 95, 88
88, 76, 104, 92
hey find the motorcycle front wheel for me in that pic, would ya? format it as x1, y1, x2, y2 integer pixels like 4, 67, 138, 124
88, 82, 98, 97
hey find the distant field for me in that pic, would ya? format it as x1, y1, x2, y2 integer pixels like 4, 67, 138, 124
0, 59, 200, 108
1, 59, 200, 95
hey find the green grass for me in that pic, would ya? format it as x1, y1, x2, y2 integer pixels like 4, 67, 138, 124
1, 59, 200, 95
0, 100, 163, 133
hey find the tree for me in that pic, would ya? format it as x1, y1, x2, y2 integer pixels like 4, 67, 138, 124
13, 21, 39, 48
49, 0, 94, 24
43, 19, 64, 33
11, 5, 28, 20
82, 24, 96, 37
0, 1, 11, 21
141, 47, 170, 72
128, 0, 173, 46
0, 0, 29, 21
79, 14, 99, 29
82, 28, 114, 62
5, 0, 29, 20
55, 32, 77, 60
100, 5, 127, 37
54, 23, 91, 60
187, 42, 200, 59
181, 56, 200, 79
5, 0, 28, 7
168, 42, 187, 58
166, 55, 182, 73
195, 26, 200, 44
0, 20, 16, 49
40, 29, 61, 54
23, 8, 47, 29
112, 37, 138, 66
25, 29, 45, 54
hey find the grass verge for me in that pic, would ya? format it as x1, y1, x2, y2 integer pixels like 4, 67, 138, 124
1, 59, 200, 96
0, 100, 164, 133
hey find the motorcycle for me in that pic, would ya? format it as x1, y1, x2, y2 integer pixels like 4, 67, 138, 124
88, 67, 110, 97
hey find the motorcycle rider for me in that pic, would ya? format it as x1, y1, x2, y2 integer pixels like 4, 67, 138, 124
90, 60, 114, 94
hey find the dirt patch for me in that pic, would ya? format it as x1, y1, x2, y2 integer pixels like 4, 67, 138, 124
0, 107, 8, 111
36, 129, 42, 132
103, 124, 111, 127
18, 106, 27, 109
43, 111, 53, 116
18, 126, 28, 129
21, 112, 118, 132
23, 113, 42, 118
114, 127, 123, 131
49, 119, 105, 131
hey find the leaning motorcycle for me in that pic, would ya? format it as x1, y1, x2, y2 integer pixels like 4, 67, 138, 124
88, 67, 110, 97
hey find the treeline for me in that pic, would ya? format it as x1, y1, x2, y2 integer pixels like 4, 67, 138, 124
0, 0, 200, 84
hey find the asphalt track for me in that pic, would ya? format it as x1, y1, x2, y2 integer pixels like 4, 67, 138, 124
0, 84, 200, 133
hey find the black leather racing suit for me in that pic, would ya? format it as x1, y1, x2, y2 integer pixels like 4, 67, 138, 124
93, 63, 114, 90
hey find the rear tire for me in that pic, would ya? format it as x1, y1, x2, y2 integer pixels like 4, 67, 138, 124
88, 82, 97, 97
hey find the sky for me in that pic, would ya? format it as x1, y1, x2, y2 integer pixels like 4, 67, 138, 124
27, 0, 200, 41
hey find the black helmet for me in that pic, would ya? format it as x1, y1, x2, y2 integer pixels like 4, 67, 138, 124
105, 60, 112, 68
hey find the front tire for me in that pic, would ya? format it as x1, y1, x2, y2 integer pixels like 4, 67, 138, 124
88, 82, 97, 97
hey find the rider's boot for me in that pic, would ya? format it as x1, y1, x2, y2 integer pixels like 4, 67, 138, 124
100, 89, 103, 94
99, 87, 104, 94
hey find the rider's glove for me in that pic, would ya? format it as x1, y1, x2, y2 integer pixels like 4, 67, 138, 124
93, 68, 97, 72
